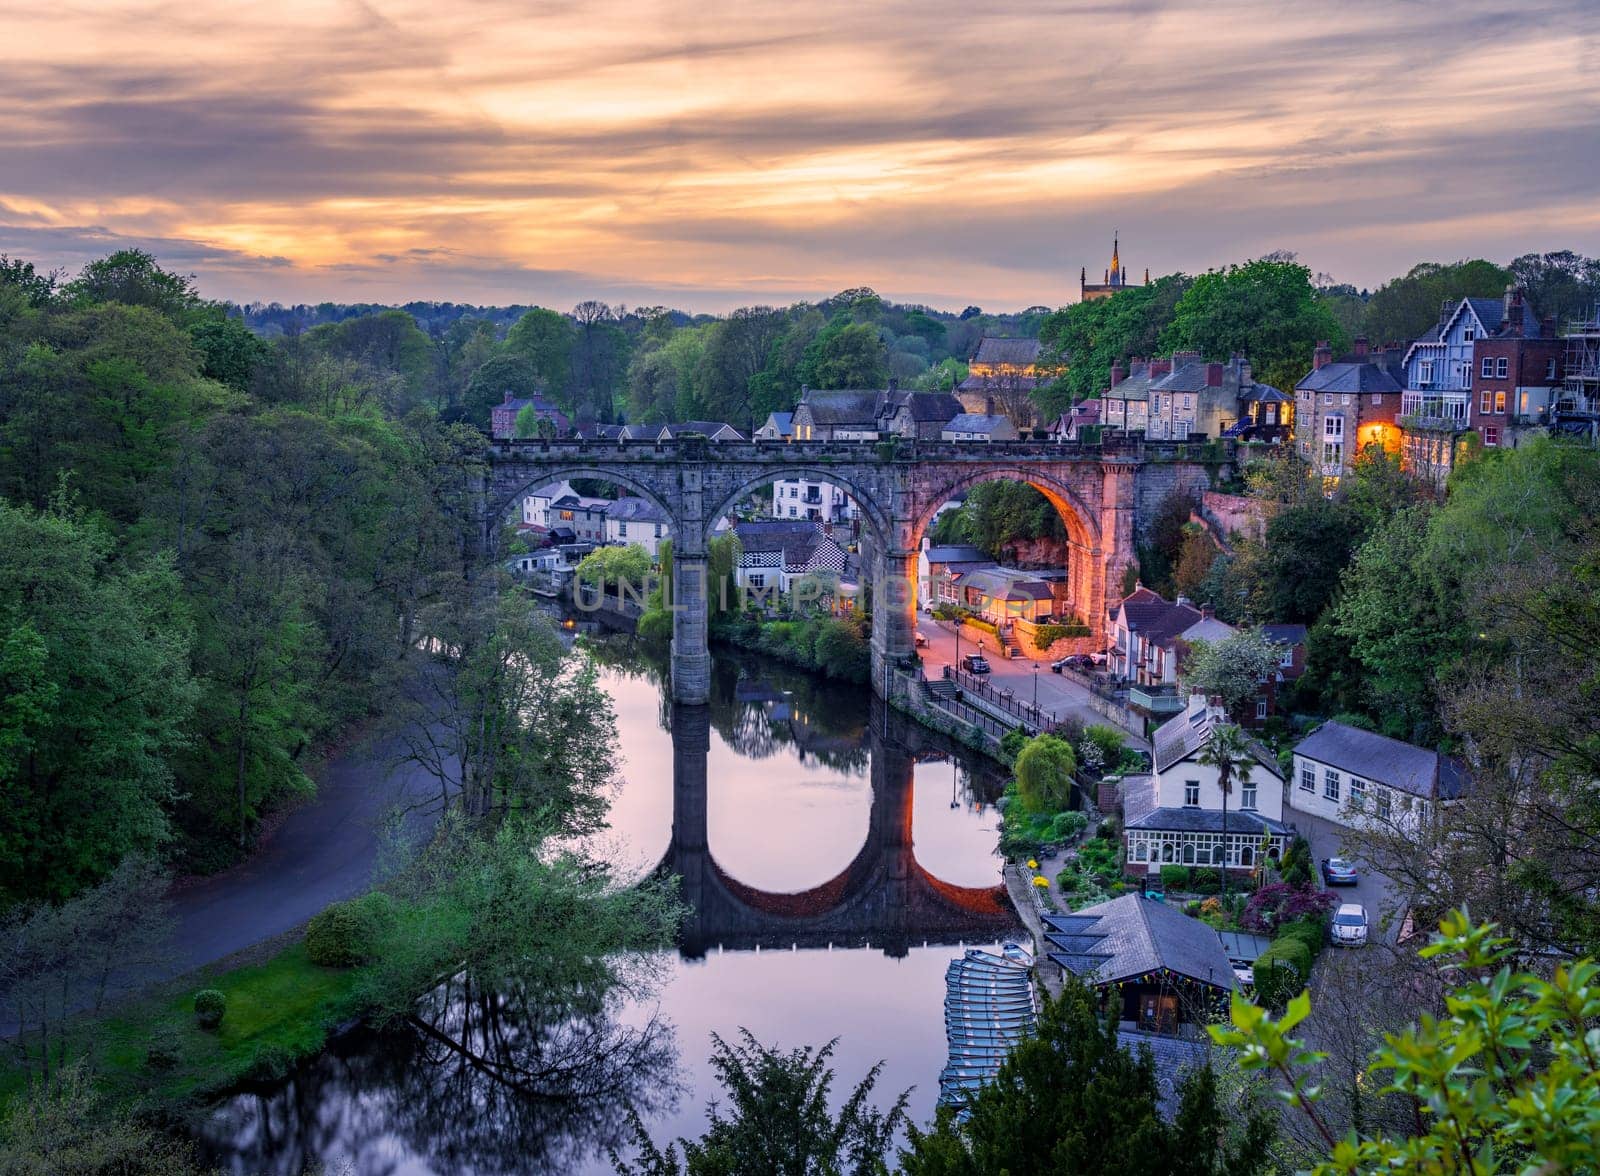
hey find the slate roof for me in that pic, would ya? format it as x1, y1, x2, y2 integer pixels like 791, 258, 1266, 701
1294, 721, 1450, 798
735, 520, 825, 551
1296, 362, 1404, 395
1151, 361, 1216, 393
604, 497, 670, 523
890, 390, 964, 422
1237, 382, 1289, 403
761, 411, 794, 437
960, 567, 1054, 601
659, 420, 744, 440
1117, 1031, 1210, 1120
971, 336, 1042, 366
796, 390, 881, 426
1124, 806, 1288, 835
1041, 894, 1237, 989
923, 544, 990, 566
943, 413, 1012, 434
1111, 586, 1172, 627
1151, 704, 1279, 776
1261, 623, 1308, 646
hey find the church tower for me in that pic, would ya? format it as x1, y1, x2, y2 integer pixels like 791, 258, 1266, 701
1081, 233, 1145, 302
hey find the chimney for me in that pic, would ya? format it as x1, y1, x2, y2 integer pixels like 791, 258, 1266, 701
887, 377, 899, 392
1353, 336, 1369, 359
1175, 594, 1191, 608
985, 396, 996, 416
503, 391, 514, 405
1313, 340, 1333, 370
1200, 603, 1214, 620
1541, 315, 1556, 338
1151, 358, 1173, 378
1172, 349, 1202, 367
1110, 358, 1125, 387
1205, 362, 1223, 387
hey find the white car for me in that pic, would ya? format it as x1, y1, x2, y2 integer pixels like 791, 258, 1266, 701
1331, 903, 1369, 947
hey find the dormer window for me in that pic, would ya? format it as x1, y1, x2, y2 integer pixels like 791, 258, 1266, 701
1463, 326, 1476, 341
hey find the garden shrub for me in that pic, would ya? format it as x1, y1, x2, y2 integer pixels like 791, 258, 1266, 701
305, 891, 396, 967
246, 1042, 294, 1084
1252, 937, 1312, 1007
999, 728, 1029, 765
1242, 881, 1337, 933
193, 988, 227, 1031
1048, 810, 1087, 842
1277, 916, 1328, 961
146, 1029, 183, 1069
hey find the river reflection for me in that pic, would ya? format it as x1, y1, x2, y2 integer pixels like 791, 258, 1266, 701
200, 637, 1020, 1175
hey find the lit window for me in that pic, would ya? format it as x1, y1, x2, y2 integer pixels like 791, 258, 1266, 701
1184, 781, 1199, 807
1495, 391, 1506, 414
1324, 769, 1341, 802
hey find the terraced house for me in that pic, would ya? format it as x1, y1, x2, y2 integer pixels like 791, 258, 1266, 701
1294, 339, 1404, 486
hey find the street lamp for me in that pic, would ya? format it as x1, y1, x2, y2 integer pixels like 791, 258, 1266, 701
1033, 660, 1040, 711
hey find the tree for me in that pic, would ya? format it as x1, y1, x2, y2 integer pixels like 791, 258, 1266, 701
187, 307, 267, 392
1014, 733, 1076, 815
576, 544, 655, 596
1161, 258, 1348, 394
616, 1029, 909, 1176
1183, 630, 1284, 720
1360, 259, 1511, 345
0, 501, 196, 902
62, 249, 199, 319
399, 587, 617, 827
903, 981, 1275, 1175
1507, 250, 1600, 329
697, 306, 787, 426
798, 319, 888, 389
1197, 723, 1255, 901
1035, 274, 1190, 416
1213, 910, 1600, 1176
464, 353, 542, 425
505, 307, 576, 405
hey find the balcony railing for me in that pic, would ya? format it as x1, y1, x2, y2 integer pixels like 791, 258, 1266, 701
1128, 685, 1185, 715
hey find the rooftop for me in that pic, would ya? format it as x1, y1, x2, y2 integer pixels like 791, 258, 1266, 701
970, 336, 1042, 367
1041, 893, 1237, 990
1294, 721, 1451, 798
943, 413, 1013, 434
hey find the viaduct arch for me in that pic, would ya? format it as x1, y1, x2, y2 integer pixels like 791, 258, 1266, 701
484, 435, 1221, 704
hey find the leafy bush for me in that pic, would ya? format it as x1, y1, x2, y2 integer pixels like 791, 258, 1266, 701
1076, 838, 1122, 885
635, 606, 672, 645
1277, 916, 1328, 962
1015, 734, 1076, 814
146, 1029, 183, 1069
1080, 725, 1126, 770
1033, 620, 1091, 644
1242, 882, 1336, 933
305, 891, 396, 968
1278, 836, 1313, 888
1251, 936, 1312, 1007
1048, 810, 1088, 842
245, 1042, 293, 1083
193, 988, 227, 1031
999, 728, 1029, 765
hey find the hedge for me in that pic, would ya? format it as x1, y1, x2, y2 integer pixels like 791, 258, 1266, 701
1158, 865, 1225, 895
1252, 936, 1313, 1007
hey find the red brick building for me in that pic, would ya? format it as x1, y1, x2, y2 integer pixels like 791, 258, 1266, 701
1469, 290, 1563, 450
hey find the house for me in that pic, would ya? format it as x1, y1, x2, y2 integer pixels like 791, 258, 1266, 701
917, 540, 992, 610
547, 490, 612, 543
1122, 692, 1289, 876
1145, 353, 1288, 442
880, 388, 964, 439
789, 385, 961, 441
572, 421, 625, 440
956, 566, 1056, 621
603, 496, 671, 559
956, 337, 1043, 415
519, 479, 572, 529
490, 392, 569, 440
755, 411, 794, 441
1100, 357, 1171, 432
1042, 893, 1235, 1035
1249, 623, 1309, 725
1049, 398, 1101, 441
1294, 339, 1405, 486
656, 420, 745, 442
770, 477, 858, 524
1469, 287, 1563, 452
1106, 587, 1235, 688
732, 520, 849, 599
791, 389, 883, 441
1289, 721, 1468, 833
506, 549, 562, 576
941, 413, 1019, 442
1078, 234, 1149, 303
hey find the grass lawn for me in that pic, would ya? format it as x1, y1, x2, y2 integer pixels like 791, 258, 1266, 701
3, 941, 364, 1114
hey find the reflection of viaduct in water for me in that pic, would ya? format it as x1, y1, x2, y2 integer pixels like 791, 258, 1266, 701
661, 702, 1020, 959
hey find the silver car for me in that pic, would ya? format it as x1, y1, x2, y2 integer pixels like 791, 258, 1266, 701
1331, 903, 1369, 947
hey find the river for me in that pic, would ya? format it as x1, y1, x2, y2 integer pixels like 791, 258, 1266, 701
198, 634, 1020, 1175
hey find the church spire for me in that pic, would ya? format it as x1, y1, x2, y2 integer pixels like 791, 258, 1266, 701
1109, 232, 1121, 286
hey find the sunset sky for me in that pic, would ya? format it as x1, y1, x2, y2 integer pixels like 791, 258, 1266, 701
3, 0, 1598, 312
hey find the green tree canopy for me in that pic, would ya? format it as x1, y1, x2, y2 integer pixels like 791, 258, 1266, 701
1035, 273, 1190, 415
1359, 259, 1511, 345
1014, 733, 1076, 815
1183, 629, 1285, 720
1161, 258, 1348, 394
798, 319, 889, 389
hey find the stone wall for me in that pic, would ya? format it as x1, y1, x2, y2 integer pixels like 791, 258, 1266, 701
1199, 490, 1270, 544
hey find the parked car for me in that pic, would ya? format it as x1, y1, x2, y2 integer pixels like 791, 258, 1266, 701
961, 653, 991, 675
913, 632, 929, 648
1331, 903, 1369, 947
1321, 856, 1359, 886
1049, 654, 1093, 673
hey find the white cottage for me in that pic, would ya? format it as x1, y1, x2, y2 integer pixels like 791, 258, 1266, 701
1123, 694, 1288, 875
1288, 721, 1468, 834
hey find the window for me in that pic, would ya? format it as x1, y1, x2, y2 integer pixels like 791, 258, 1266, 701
1322, 441, 1343, 467
1420, 360, 1435, 383
1280, 646, 1295, 668
1482, 425, 1500, 447
1480, 389, 1493, 414
1255, 697, 1268, 720
1299, 763, 1316, 792
1371, 393, 1382, 405
1241, 781, 1258, 810
1182, 842, 1196, 865
1324, 416, 1344, 439
1375, 788, 1392, 820
1184, 780, 1199, 807
1463, 326, 1476, 341
1133, 839, 1148, 862
1547, 358, 1558, 380
749, 574, 766, 588
1481, 356, 1494, 378
1496, 357, 1509, 378
1349, 777, 1367, 808
1324, 769, 1341, 802
1495, 391, 1506, 414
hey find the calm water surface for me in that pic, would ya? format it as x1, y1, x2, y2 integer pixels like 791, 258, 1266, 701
200, 638, 1018, 1175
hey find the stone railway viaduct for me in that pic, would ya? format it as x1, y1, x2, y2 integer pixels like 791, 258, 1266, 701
484, 434, 1223, 704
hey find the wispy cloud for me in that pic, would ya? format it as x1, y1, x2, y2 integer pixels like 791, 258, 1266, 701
1, 0, 1596, 309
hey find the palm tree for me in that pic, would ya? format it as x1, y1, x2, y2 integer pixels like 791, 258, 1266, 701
1198, 721, 1255, 902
